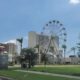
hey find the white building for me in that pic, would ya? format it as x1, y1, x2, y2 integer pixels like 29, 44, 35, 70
28, 31, 38, 48
0, 42, 18, 63
28, 31, 59, 52
28, 31, 62, 64
6, 43, 17, 63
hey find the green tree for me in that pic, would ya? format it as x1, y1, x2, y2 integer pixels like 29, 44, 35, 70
16, 38, 23, 64
62, 44, 67, 60
71, 47, 76, 56
41, 53, 48, 65
35, 45, 39, 53
16, 38, 23, 54
50, 46, 54, 52
21, 48, 37, 68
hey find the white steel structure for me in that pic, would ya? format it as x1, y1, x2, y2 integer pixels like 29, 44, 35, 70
40, 20, 67, 56
28, 20, 67, 64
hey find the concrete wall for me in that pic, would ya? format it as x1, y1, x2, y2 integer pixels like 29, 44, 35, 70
0, 54, 8, 69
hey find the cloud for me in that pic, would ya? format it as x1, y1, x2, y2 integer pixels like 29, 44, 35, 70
4, 39, 17, 44
3, 36, 28, 47
69, 0, 80, 5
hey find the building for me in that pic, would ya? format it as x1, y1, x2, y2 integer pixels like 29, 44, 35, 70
6, 43, 17, 54
6, 43, 17, 63
28, 31, 61, 64
28, 31, 37, 48
28, 31, 59, 49
0, 43, 7, 54
0, 43, 17, 63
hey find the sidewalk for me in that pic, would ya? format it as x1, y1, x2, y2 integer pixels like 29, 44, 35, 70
15, 70, 80, 80
0, 76, 14, 80
8, 65, 21, 68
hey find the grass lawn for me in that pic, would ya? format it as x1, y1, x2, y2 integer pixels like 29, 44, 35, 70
30, 65, 80, 76
0, 69, 78, 80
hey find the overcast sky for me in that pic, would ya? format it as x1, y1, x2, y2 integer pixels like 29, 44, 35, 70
0, 0, 80, 55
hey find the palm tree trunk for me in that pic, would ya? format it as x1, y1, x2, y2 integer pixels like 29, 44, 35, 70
64, 49, 66, 63
74, 50, 75, 56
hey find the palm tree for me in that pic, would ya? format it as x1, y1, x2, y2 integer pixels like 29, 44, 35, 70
16, 38, 23, 64
62, 44, 67, 60
71, 47, 76, 56
16, 38, 23, 55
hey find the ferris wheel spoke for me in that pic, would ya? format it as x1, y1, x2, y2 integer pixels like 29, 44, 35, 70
40, 20, 67, 55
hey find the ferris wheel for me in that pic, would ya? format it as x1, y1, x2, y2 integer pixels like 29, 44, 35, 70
39, 20, 67, 55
